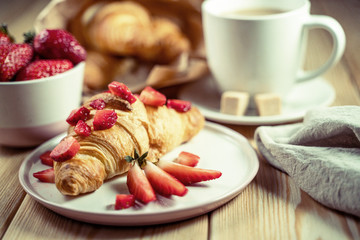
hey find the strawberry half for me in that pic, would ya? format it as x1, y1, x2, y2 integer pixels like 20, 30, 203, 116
66, 106, 90, 126
33, 168, 55, 183
74, 120, 91, 137
139, 86, 167, 107
34, 29, 86, 65
174, 151, 200, 167
144, 161, 188, 197
108, 81, 137, 104
157, 160, 222, 185
39, 150, 54, 167
50, 136, 80, 162
115, 194, 135, 210
93, 109, 118, 130
0, 43, 33, 81
167, 99, 192, 112
15, 59, 73, 81
127, 162, 156, 204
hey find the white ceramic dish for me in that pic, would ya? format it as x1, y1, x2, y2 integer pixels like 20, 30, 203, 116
179, 75, 335, 125
19, 122, 259, 226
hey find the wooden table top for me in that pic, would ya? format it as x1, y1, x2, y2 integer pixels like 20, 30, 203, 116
1, 0, 359, 239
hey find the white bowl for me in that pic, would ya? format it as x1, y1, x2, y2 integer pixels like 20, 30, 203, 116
0, 62, 85, 147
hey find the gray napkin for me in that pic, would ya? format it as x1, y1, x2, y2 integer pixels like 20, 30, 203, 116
255, 106, 360, 217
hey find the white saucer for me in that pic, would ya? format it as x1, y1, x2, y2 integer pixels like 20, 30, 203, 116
179, 75, 335, 125
19, 122, 259, 226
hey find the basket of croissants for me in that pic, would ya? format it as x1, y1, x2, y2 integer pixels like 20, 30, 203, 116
34, 0, 208, 94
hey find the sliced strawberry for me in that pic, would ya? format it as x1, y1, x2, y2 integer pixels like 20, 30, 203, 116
115, 194, 135, 210
90, 98, 106, 110
66, 106, 90, 126
93, 109, 118, 130
33, 168, 55, 183
74, 120, 91, 137
144, 161, 188, 197
39, 150, 54, 167
15, 59, 73, 81
108, 81, 137, 104
139, 86, 166, 107
174, 151, 200, 167
157, 160, 222, 185
127, 162, 156, 204
50, 136, 80, 162
167, 99, 192, 112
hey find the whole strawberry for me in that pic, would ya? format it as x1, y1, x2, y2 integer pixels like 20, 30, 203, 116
0, 24, 14, 44
34, 29, 86, 65
0, 43, 33, 81
15, 59, 73, 81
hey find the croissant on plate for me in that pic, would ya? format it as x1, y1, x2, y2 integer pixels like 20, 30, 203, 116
54, 89, 205, 196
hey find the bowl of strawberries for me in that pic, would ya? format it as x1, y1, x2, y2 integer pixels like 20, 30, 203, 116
0, 26, 86, 147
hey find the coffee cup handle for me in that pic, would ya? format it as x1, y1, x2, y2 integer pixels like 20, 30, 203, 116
296, 15, 346, 82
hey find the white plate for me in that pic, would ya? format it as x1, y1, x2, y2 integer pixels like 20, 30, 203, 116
179, 75, 335, 125
19, 122, 259, 226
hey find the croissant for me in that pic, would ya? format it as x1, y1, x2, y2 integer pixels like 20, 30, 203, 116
54, 91, 205, 196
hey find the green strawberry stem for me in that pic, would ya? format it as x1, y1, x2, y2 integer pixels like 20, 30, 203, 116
125, 149, 148, 168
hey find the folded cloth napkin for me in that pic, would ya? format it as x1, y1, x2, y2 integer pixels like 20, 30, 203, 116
255, 106, 360, 217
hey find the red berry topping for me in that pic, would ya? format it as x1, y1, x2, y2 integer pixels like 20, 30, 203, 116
108, 81, 137, 104
33, 168, 55, 183
34, 29, 86, 65
115, 194, 135, 210
93, 109, 118, 130
50, 136, 80, 162
166, 99, 192, 112
15, 59, 73, 81
0, 43, 33, 81
39, 150, 54, 167
74, 120, 91, 137
66, 106, 90, 126
90, 98, 106, 110
139, 86, 166, 107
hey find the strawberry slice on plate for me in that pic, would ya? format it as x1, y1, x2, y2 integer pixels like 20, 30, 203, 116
173, 151, 200, 167
144, 161, 188, 197
115, 194, 135, 210
33, 168, 55, 183
127, 161, 156, 204
39, 151, 54, 167
139, 86, 167, 107
157, 160, 222, 185
50, 136, 80, 162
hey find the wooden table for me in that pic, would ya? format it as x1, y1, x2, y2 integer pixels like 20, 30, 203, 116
1, 0, 359, 239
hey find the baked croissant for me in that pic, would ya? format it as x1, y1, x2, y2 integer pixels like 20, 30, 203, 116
54, 91, 204, 196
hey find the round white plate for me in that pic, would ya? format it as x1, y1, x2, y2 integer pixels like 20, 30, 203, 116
179, 75, 335, 125
19, 122, 259, 226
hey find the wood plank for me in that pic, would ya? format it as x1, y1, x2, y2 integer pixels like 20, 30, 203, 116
3, 195, 208, 240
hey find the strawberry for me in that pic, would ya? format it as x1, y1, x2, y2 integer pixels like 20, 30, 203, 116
15, 59, 73, 81
139, 86, 166, 107
167, 99, 192, 112
90, 98, 106, 110
157, 160, 222, 185
39, 150, 54, 167
115, 194, 135, 210
93, 109, 118, 130
108, 81, 137, 104
33, 168, 55, 183
127, 161, 156, 204
34, 29, 86, 65
144, 161, 188, 197
174, 151, 200, 167
0, 24, 14, 44
0, 43, 33, 81
50, 136, 80, 162
74, 120, 91, 137
66, 106, 90, 126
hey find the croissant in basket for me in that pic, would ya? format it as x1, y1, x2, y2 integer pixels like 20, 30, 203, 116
51, 82, 205, 196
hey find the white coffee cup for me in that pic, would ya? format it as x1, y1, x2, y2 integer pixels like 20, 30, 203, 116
202, 0, 345, 97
